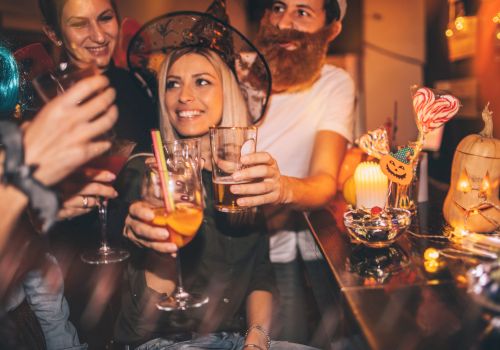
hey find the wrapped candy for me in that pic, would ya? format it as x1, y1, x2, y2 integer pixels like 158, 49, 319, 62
357, 127, 390, 159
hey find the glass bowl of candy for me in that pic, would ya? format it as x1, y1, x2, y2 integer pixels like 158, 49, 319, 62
467, 261, 500, 314
343, 207, 411, 248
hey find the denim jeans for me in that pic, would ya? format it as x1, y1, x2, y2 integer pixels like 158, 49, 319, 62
5, 253, 87, 350
133, 332, 319, 350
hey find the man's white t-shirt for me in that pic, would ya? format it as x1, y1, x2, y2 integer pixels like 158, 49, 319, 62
257, 64, 355, 263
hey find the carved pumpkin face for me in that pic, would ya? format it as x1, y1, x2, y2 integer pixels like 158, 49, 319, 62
443, 104, 500, 233
450, 151, 500, 232
444, 146, 500, 233
380, 155, 413, 186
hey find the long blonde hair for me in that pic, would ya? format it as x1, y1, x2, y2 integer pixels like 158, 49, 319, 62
158, 47, 250, 142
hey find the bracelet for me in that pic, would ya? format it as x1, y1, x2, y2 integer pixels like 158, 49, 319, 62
245, 325, 271, 350
0, 121, 59, 232
243, 344, 265, 350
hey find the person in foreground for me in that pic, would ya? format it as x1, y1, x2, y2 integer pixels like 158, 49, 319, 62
232, 0, 355, 343
114, 9, 320, 350
0, 41, 117, 349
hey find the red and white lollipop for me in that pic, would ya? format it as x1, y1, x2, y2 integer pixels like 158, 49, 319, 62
412, 87, 460, 134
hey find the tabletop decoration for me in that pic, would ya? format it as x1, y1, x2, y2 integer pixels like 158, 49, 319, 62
379, 146, 415, 186
443, 104, 500, 234
357, 127, 390, 159
345, 86, 460, 247
388, 86, 460, 211
354, 161, 389, 209
343, 207, 411, 248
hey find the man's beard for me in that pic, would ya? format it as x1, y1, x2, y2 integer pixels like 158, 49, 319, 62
255, 13, 333, 93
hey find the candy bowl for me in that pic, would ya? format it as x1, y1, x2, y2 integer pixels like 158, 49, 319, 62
343, 207, 411, 248
467, 261, 500, 314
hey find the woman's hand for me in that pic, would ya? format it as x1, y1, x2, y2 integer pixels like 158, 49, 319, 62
23, 75, 117, 186
230, 152, 291, 207
123, 201, 178, 254
57, 168, 117, 220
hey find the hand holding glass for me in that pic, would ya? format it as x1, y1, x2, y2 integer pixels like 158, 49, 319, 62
33, 64, 98, 103
209, 126, 257, 213
80, 139, 136, 264
142, 139, 208, 311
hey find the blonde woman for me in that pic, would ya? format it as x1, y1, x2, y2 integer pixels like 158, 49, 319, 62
157, 47, 250, 165
116, 46, 317, 350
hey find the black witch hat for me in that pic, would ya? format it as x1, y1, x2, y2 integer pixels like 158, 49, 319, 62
127, 0, 271, 123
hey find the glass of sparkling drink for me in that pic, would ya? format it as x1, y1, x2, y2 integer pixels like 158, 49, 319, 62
142, 139, 207, 311
209, 126, 257, 213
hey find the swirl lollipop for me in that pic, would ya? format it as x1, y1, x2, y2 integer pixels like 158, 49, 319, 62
357, 127, 390, 159
412, 86, 460, 134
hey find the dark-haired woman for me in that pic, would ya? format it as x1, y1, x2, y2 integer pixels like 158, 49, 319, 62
36, 1, 156, 346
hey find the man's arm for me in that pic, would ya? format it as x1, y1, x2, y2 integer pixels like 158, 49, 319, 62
280, 130, 347, 209
232, 130, 347, 210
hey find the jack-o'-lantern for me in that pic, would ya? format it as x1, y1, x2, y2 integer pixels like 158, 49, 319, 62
443, 105, 500, 233
380, 146, 415, 186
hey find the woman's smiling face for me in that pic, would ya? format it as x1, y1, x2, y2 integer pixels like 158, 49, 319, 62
59, 0, 119, 69
164, 53, 223, 137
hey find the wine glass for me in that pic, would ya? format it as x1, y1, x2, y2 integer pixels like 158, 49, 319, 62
80, 139, 136, 265
32, 63, 97, 102
142, 139, 208, 311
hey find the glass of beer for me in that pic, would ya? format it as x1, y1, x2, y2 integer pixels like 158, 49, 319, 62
209, 126, 257, 213
142, 139, 207, 311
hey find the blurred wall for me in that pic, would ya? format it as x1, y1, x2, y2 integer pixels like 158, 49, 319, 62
0, 0, 250, 35
363, 0, 426, 146
117, 0, 250, 35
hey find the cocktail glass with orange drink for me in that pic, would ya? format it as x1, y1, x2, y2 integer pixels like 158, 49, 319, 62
142, 138, 208, 311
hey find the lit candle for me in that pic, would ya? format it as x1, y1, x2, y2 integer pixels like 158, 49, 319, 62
354, 161, 389, 209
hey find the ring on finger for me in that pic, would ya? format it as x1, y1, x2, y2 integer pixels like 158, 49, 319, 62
82, 195, 89, 209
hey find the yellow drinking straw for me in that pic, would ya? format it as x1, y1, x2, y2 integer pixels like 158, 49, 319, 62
150, 130, 174, 212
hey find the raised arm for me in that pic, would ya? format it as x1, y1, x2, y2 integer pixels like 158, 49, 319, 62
232, 130, 347, 211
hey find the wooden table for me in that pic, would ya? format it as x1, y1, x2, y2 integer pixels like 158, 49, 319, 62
299, 194, 499, 350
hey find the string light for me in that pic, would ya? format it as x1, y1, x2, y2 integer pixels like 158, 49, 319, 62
493, 12, 500, 24
455, 16, 465, 31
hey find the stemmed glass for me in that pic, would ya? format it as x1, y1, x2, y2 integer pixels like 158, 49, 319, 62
32, 62, 134, 264
32, 63, 97, 102
142, 139, 208, 311
80, 139, 136, 264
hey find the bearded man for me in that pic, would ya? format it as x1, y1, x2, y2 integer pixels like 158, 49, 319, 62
253, 0, 355, 344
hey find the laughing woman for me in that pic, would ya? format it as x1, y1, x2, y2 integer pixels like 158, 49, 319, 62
113, 10, 319, 350
38, 0, 157, 150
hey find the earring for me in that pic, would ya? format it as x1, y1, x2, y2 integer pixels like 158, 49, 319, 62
56, 40, 62, 47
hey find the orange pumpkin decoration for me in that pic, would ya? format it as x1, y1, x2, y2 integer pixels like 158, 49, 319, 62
337, 147, 365, 191
380, 146, 415, 186
443, 105, 500, 233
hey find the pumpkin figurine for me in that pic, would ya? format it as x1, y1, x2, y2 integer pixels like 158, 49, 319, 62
380, 146, 415, 186
443, 104, 500, 233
